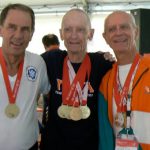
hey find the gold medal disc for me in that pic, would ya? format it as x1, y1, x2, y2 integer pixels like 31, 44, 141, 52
57, 105, 66, 118
57, 105, 72, 119
80, 105, 91, 119
63, 106, 72, 119
114, 112, 126, 128
69, 107, 82, 121
5, 104, 20, 118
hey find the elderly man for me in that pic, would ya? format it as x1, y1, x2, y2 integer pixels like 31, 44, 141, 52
40, 8, 113, 150
0, 3, 50, 150
99, 10, 150, 150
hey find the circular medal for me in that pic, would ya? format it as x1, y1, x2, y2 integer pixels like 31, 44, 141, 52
57, 105, 66, 118
57, 105, 72, 119
69, 107, 82, 121
80, 105, 91, 119
114, 112, 126, 128
5, 104, 20, 118
64, 106, 72, 119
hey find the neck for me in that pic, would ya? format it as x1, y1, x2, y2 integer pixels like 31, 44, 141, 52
68, 51, 86, 63
3, 53, 24, 76
116, 51, 138, 65
47, 45, 59, 51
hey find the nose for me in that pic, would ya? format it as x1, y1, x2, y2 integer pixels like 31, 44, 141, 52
14, 29, 23, 39
70, 29, 78, 39
115, 27, 123, 35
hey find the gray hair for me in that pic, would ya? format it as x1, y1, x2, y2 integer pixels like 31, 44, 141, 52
104, 10, 137, 33
0, 3, 35, 32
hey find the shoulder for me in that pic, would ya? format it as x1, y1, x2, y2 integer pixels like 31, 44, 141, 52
25, 52, 47, 75
41, 50, 67, 69
41, 49, 67, 61
88, 52, 113, 70
88, 51, 105, 60
88, 52, 113, 64
25, 51, 45, 64
142, 54, 150, 61
140, 54, 150, 67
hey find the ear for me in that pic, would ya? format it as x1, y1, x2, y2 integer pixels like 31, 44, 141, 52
102, 32, 109, 44
29, 32, 34, 41
135, 26, 139, 41
59, 29, 64, 41
0, 25, 3, 37
88, 29, 94, 41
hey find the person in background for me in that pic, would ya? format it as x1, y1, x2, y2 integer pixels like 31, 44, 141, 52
99, 10, 150, 150
39, 33, 62, 127
42, 33, 60, 51
0, 3, 50, 150
40, 8, 113, 150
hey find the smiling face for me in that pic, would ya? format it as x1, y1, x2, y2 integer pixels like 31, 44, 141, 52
60, 9, 94, 57
0, 9, 33, 57
103, 11, 138, 56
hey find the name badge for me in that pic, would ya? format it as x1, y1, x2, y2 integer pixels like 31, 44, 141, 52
115, 137, 138, 150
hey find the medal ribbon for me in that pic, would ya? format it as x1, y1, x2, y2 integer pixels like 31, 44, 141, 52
0, 48, 24, 104
62, 54, 91, 107
114, 54, 140, 112
68, 60, 89, 106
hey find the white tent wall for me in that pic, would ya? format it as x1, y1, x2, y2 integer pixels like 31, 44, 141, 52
27, 13, 63, 54
89, 13, 114, 55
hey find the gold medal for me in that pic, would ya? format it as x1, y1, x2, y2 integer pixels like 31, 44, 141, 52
5, 104, 20, 118
57, 104, 72, 119
64, 106, 72, 119
57, 105, 66, 118
80, 105, 91, 119
114, 112, 126, 128
69, 107, 82, 121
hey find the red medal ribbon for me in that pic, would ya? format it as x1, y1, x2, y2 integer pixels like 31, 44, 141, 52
114, 54, 140, 112
62, 54, 91, 107
0, 48, 24, 104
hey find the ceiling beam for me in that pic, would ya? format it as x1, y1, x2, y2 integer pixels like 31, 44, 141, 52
1, 2, 150, 14
81, 0, 89, 13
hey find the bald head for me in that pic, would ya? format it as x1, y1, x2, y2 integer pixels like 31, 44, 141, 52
104, 10, 137, 33
59, 8, 94, 63
102, 10, 139, 65
61, 8, 91, 30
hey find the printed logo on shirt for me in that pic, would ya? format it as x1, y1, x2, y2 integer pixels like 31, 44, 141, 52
26, 66, 37, 81
55, 78, 94, 96
144, 86, 150, 94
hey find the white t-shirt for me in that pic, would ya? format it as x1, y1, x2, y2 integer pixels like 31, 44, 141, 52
0, 51, 50, 150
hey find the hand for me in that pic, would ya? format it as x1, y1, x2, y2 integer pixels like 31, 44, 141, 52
100, 51, 116, 62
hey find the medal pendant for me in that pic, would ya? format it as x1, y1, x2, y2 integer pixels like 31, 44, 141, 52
70, 107, 82, 121
57, 105, 72, 119
5, 104, 20, 118
57, 105, 67, 118
64, 106, 72, 119
80, 105, 91, 119
114, 112, 126, 128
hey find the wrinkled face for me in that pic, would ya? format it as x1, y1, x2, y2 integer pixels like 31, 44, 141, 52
103, 12, 138, 55
60, 10, 93, 55
0, 9, 33, 56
